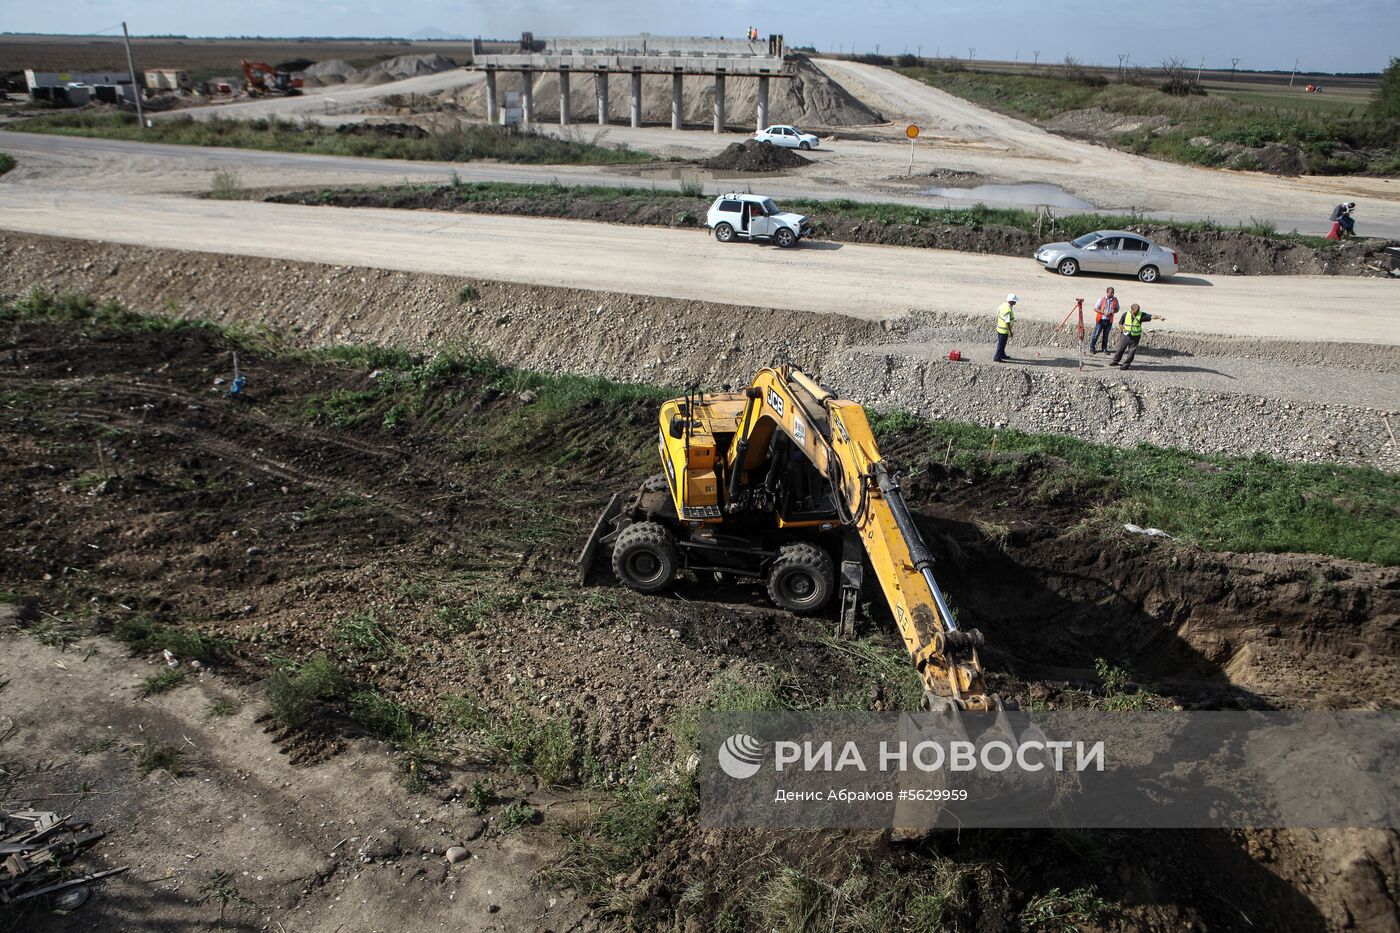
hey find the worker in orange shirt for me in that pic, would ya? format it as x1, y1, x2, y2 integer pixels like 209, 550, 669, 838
1089, 286, 1119, 354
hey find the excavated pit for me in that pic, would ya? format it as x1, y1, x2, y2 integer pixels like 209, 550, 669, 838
2, 290, 1396, 929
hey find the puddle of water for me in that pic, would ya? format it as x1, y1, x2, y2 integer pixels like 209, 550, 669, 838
923, 182, 1094, 211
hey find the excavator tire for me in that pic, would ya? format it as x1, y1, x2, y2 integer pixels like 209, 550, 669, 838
611, 521, 679, 594
766, 542, 835, 614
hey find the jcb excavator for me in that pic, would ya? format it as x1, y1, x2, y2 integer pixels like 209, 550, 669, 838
240, 60, 302, 97
580, 365, 997, 713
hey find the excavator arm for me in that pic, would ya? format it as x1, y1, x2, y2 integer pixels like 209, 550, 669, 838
725, 366, 994, 711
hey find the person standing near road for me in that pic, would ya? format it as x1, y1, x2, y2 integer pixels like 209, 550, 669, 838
993, 294, 1018, 362
1090, 287, 1120, 354
1109, 303, 1165, 370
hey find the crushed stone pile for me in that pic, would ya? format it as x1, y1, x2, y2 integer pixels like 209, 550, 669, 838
358, 53, 458, 85
299, 59, 359, 86
702, 139, 811, 172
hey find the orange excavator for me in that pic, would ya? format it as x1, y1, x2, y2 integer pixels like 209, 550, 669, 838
240, 60, 302, 97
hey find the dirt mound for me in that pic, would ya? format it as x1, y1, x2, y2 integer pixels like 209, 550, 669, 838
299, 58, 359, 87
448, 57, 882, 128
357, 53, 457, 85
702, 139, 811, 172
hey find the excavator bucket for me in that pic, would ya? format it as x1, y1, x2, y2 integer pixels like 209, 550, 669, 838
576, 493, 623, 584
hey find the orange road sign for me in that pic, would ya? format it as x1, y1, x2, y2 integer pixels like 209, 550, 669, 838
906, 124, 920, 139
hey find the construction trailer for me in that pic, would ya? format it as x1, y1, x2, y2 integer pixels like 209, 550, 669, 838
24, 70, 139, 106
145, 69, 193, 92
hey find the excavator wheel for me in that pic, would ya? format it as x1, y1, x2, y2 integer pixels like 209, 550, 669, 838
611, 521, 679, 594
766, 542, 835, 614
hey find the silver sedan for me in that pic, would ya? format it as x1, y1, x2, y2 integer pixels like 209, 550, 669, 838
1034, 230, 1179, 283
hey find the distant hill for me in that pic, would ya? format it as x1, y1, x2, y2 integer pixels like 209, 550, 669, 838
410, 26, 467, 41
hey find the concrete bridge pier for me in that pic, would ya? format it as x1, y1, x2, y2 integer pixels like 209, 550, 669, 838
671, 73, 683, 130
595, 72, 609, 125
485, 70, 498, 123
757, 75, 769, 130
630, 71, 642, 128
521, 69, 533, 124
559, 69, 570, 126
713, 73, 725, 133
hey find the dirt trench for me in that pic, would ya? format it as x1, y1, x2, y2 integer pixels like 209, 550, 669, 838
2, 312, 1397, 930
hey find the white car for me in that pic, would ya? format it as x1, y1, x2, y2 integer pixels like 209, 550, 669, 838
754, 125, 820, 150
705, 193, 813, 248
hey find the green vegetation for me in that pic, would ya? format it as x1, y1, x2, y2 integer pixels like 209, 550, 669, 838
11, 112, 653, 165
868, 411, 1400, 565
282, 179, 1334, 247
0, 152, 14, 176
498, 801, 538, 832
208, 168, 245, 200
899, 65, 1399, 175
265, 653, 351, 728
1091, 658, 1165, 712
206, 697, 239, 718
751, 859, 982, 933
1374, 58, 1400, 119
131, 740, 185, 778
445, 695, 578, 785
1018, 885, 1114, 931
139, 668, 187, 698
114, 614, 229, 663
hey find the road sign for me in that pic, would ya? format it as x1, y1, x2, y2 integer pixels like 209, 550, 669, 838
906, 124, 920, 139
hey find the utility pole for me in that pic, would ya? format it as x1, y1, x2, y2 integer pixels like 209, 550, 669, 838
1230, 57, 1240, 81
1289, 56, 1300, 87
1117, 53, 1127, 78
121, 21, 145, 128
875, 44, 880, 55
1196, 56, 1204, 84
968, 47, 975, 66
1033, 50, 1041, 66
917, 44, 923, 59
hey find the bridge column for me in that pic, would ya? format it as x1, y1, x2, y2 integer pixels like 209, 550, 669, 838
521, 69, 533, 124
630, 71, 642, 128
671, 72, 683, 130
558, 69, 570, 126
756, 75, 769, 131
713, 73, 725, 133
485, 69, 498, 123
595, 71, 609, 124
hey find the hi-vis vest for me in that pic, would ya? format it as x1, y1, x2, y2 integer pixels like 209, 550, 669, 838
996, 303, 1016, 335
1122, 309, 1144, 337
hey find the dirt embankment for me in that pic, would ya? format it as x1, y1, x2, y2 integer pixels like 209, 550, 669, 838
2, 315, 1396, 931
702, 138, 811, 172
2, 232, 1396, 471
265, 186, 1397, 277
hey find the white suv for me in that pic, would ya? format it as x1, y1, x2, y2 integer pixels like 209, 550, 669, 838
754, 125, 820, 150
705, 194, 813, 248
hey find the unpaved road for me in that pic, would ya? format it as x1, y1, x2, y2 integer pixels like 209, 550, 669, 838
130, 55, 1400, 237
1, 181, 1396, 350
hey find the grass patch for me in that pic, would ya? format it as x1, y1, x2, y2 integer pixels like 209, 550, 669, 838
899, 65, 1399, 175
208, 168, 244, 200
206, 697, 239, 718
113, 614, 228, 663
333, 610, 398, 658
444, 695, 577, 785
139, 668, 186, 698
265, 654, 351, 728
1019, 885, 1114, 931
27, 617, 76, 649
0, 152, 14, 176
12, 112, 654, 165
868, 414, 1400, 565
349, 690, 416, 741
498, 801, 538, 832
131, 740, 185, 778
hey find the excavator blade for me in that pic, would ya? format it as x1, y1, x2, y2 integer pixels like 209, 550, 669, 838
577, 493, 623, 584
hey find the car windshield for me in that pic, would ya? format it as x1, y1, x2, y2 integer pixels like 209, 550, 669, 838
1071, 233, 1102, 248
761, 199, 780, 216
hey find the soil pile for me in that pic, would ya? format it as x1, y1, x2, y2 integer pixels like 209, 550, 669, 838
333, 122, 430, 139
701, 139, 811, 172
449, 57, 883, 128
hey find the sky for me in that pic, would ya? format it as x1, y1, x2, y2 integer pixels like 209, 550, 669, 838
2, 0, 1396, 73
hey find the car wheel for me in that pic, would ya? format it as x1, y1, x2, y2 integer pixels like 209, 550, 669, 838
799, 141, 811, 150
1138, 264, 1159, 283
774, 228, 796, 248
714, 222, 735, 243
1057, 258, 1080, 276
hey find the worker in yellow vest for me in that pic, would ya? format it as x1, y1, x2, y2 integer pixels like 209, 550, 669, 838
993, 293, 1018, 363
1109, 303, 1165, 370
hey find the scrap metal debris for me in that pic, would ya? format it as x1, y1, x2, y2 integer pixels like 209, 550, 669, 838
1, 809, 126, 906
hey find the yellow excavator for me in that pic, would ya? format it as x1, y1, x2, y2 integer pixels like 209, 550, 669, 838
580, 365, 999, 713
